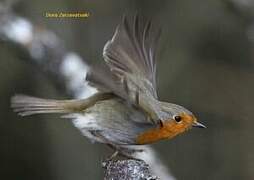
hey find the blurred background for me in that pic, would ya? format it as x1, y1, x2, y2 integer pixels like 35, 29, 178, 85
1, 0, 254, 179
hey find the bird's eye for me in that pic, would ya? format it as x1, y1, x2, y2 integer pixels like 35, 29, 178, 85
173, 115, 182, 123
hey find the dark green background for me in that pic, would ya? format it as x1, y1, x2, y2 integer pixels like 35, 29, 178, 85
1, 0, 254, 179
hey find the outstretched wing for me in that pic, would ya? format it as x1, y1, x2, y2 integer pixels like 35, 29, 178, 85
87, 15, 163, 124
103, 15, 160, 98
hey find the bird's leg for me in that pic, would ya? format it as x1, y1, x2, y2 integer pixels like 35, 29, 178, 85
89, 131, 119, 160
105, 145, 119, 161
107, 144, 144, 160
119, 147, 143, 160
118, 146, 144, 160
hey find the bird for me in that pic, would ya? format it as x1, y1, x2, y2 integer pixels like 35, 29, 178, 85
11, 15, 205, 158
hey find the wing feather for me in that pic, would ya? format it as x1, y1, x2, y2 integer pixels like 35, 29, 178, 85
87, 15, 163, 124
103, 15, 160, 95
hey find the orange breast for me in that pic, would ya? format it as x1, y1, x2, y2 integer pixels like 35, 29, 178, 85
136, 114, 194, 144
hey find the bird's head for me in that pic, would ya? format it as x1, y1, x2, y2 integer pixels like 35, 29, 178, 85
136, 102, 206, 144
159, 101, 206, 136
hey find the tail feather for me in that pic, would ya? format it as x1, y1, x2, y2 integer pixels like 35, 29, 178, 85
11, 95, 72, 116
11, 92, 115, 117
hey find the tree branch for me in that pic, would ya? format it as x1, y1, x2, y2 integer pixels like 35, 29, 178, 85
103, 159, 158, 180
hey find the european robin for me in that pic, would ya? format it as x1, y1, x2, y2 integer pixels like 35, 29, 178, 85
11, 15, 205, 157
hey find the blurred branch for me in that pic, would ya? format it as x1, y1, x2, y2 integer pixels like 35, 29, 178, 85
224, 0, 254, 44
0, 2, 175, 180
0, 1, 95, 98
224, 0, 254, 21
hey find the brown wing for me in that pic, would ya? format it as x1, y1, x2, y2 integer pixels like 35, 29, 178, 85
87, 15, 163, 124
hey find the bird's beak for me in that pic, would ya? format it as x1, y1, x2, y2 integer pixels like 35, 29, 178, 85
192, 121, 206, 128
